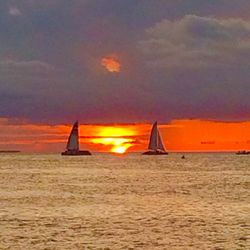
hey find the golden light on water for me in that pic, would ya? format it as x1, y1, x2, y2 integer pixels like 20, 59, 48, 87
101, 54, 121, 73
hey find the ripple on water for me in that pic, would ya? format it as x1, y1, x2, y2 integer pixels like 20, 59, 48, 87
0, 153, 249, 249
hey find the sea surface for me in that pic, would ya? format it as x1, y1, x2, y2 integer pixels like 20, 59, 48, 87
0, 153, 249, 250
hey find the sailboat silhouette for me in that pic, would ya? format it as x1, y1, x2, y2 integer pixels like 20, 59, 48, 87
143, 121, 168, 155
61, 121, 91, 156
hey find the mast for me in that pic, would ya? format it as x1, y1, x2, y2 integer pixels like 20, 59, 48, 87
66, 121, 79, 151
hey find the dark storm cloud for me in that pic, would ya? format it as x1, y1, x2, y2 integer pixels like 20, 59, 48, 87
1, 0, 250, 123
138, 14, 250, 119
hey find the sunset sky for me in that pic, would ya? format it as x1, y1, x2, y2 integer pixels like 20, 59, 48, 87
1, 1, 250, 152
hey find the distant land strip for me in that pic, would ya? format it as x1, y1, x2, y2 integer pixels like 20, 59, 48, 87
0, 150, 21, 153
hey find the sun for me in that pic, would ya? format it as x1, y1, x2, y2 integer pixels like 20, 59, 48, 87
90, 126, 136, 154
113, 147, 125, 154
91, 137, 134, 154
111, 145, 128, 154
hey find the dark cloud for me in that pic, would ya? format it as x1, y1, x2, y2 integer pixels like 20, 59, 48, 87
8, 6, 22, 16
0, 59, 53, 71
1, 1, 250, 123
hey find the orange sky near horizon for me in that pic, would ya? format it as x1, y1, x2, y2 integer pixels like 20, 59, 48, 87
1, 118, 250, 153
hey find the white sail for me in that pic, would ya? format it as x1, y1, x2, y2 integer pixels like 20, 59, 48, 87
148, 121, 166, 152
66, 121, 79, 151
157, 131, 166, 152
148, 122, 158, 150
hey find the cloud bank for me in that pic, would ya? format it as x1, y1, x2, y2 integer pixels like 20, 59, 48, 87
140, 15, 250, 68
1, 1, 250, 123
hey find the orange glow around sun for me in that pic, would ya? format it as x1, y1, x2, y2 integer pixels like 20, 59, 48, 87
2, 117, 250, 153
101, 54, 121, 73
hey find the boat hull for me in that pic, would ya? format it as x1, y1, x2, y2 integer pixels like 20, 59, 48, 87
61, 150, 91, 156
142, 151, 168, 155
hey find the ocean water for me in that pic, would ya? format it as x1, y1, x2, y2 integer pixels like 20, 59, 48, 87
0, 153, 249, 250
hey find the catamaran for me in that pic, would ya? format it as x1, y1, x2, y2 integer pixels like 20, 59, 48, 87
143, 121, 168, 155
61, 121, 91, 156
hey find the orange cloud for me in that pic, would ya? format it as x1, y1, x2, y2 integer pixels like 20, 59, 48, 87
101, 54, 121, 73
163, 119, 250, 152
1, 118, 250, 153
0, 120, 148, 153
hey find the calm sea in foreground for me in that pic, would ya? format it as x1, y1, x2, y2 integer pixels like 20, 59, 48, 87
0, 153, 249, 250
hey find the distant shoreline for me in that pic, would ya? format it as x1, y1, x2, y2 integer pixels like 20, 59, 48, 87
0, 150, 21, 153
